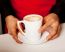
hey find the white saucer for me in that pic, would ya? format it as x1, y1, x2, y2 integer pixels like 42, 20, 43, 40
18, 31, 49, 44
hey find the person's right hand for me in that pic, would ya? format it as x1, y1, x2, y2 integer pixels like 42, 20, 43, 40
5, 15, 22, 44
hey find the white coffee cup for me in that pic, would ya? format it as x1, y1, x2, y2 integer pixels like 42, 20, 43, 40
17, 14, 49, 44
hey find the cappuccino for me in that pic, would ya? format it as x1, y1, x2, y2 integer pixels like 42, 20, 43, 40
24, 14, 43, 21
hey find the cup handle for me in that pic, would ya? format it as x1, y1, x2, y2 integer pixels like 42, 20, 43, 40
17, 21, 25, 35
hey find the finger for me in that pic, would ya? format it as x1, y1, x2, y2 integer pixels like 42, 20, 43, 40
11, 31, 22, 44
9, 27, 22, 44
46, 31, 56, 41
39, 19, 54, 32
51, 26, 61, 40
12, 36, 22, 44
46, 22, 59, 41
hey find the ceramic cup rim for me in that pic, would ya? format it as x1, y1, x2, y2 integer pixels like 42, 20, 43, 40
23, 14, 43, 22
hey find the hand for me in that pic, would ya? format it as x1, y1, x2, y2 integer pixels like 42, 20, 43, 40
39, 13, 61, 41
5, 15, 23, 44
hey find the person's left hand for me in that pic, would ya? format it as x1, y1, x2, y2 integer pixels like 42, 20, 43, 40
39, 13, 61, 41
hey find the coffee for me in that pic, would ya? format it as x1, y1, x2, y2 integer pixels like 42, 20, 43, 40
24, 14, 43, 21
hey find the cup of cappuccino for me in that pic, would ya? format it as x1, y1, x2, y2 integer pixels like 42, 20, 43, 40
17, 14, 49, 44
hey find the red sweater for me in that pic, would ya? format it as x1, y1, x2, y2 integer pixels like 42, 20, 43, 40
11, 0, 56, 19
5, 0, 56, 33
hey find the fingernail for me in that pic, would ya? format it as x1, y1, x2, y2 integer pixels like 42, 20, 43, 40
16, 41, 23, 44
19, 41, 23, 43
